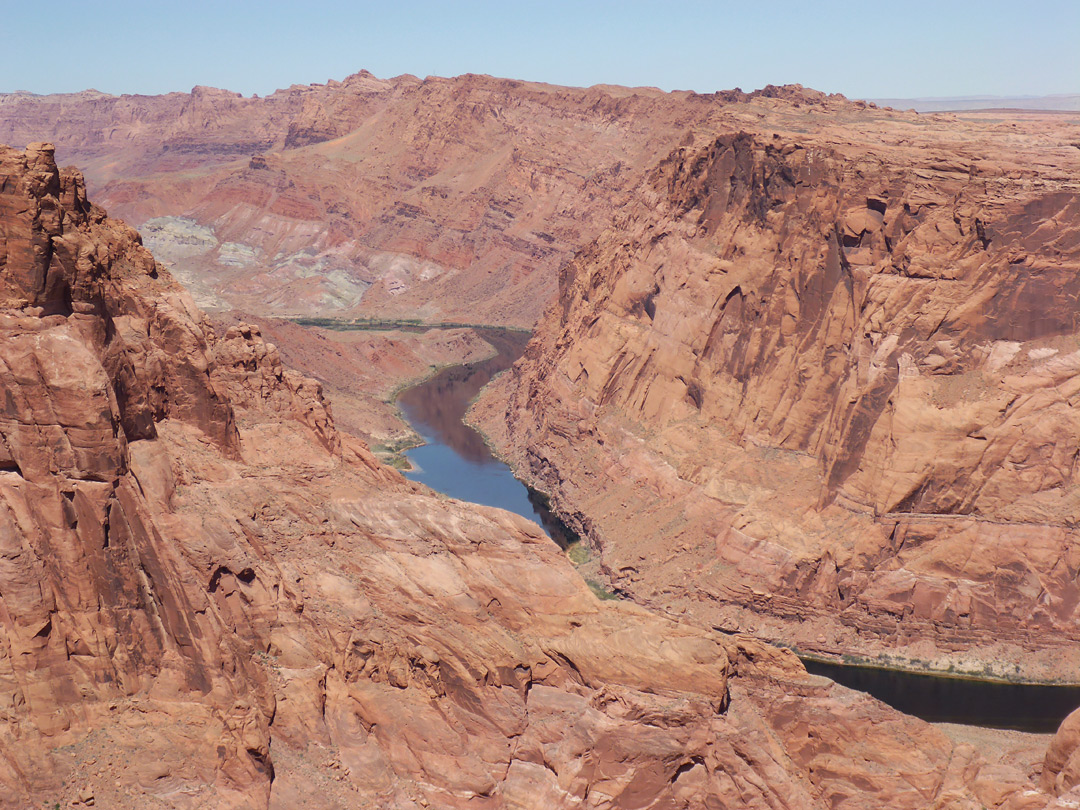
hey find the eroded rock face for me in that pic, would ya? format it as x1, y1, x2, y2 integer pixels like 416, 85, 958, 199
0, 142, 262, 807
0, 75, 800, 327
476, 105, 1080, 680
209, 313, 500, 453
0, 143, 1053, 808
1044, 708, 1080, 796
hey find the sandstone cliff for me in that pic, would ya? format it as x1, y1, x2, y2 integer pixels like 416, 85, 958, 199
475, 99, 1080, 681
0, 143, 1055, 808
0, 75, 799, 327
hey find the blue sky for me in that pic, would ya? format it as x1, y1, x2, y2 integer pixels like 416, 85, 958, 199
3, 0, 1077, 99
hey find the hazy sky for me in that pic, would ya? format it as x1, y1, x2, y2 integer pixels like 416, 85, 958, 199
2, 0, 1076, 100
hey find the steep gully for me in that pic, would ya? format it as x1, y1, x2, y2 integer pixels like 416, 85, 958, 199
394, 328, 1080, 733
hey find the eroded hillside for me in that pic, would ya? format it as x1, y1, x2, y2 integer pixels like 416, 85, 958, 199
4, 142, 1061, 808
474, 100, 1080, 682
0, 74, 764, 326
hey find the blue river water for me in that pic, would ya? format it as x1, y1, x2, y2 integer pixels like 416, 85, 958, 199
803, 658, 1080, 733
397, 329, 575, 547
393, 327, 1080, 734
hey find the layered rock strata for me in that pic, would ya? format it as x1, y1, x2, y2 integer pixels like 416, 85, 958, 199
0, 76, 849, 326
2, 142, 1058, 807
475, 104, 1080, 681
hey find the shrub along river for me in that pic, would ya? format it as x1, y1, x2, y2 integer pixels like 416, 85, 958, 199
394, 327, 1080, 733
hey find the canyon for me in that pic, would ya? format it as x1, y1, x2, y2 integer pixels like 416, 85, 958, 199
3, 69, 1080, 808
0, 72, 758, 327
473, 95, 1080, 683
0, 72, 789, 455
4, 138, 1070, 810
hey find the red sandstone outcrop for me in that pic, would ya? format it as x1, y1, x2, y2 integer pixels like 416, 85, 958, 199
210, 313, 500, 455
0, 143, 1055, 808
474, 102, 1080, 681
0, 74, 783, 327
1044, 708, 1080, 795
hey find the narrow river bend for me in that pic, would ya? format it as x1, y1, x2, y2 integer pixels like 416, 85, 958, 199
393, 327, 1080, 734
396, 328, 575, 547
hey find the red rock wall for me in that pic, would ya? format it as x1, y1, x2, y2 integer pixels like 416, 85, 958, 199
0, 76, 777, 327
3, 141, 1044, 810
482, 111, 1080, 679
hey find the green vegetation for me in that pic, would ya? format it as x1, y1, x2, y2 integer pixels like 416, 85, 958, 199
370, 435, 422, 471
585, 578, 620, 601
566, 541, 590, 566
292, 316, 425, 330
289, 316, 530, 333
562, 540, 619, 600
380, 454, 413, 471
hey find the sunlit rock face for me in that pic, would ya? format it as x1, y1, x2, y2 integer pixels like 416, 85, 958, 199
476, 94, 1080, 682
0, 73, 748, 327
0, 141, 1052, 809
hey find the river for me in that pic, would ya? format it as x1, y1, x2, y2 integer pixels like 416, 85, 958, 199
803, 658, 1078, 733
394, 327, 1079, 733
396, 328, 576, 547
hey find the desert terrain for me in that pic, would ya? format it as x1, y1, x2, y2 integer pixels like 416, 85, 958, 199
3, 70, 1080, 808
474, 98, 1080, 682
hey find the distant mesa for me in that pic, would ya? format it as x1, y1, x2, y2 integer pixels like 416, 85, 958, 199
868, 93, 1080, 112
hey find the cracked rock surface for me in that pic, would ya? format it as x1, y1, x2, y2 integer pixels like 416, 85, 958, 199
0, 142, 1062, 808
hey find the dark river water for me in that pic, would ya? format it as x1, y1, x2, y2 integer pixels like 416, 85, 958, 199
394, 327, 1079, 734
396, 329, 576, 547
803, 658, 1080, 733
